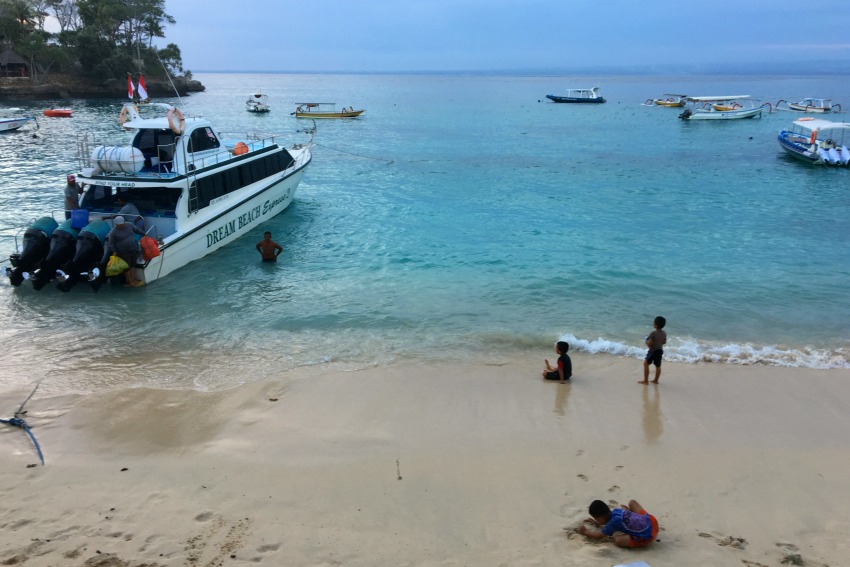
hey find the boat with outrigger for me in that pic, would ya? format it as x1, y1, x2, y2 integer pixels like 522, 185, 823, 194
644, 94, 687, 108
678, 95, 771, 120
775, 97, 841, 114
246, 93, 271, 113
293, 102, 364, 118
777, 117, 850, 166
1, 102, 313, 292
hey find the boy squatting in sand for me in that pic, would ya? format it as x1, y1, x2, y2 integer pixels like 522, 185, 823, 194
542, 341, 572, 383
575, 499, 659, 548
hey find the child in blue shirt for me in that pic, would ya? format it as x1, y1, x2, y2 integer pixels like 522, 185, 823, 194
575, 499, 659, 548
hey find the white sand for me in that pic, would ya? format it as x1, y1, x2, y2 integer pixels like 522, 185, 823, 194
1, 353, 849, 566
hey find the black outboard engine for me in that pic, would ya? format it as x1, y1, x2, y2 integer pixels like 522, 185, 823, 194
6, 216, 57, 286
57, 219, 110, 293
30, 220, 80, 290
678, 109, 692, 120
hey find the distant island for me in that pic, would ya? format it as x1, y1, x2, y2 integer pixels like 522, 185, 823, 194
0, 1, 203, 101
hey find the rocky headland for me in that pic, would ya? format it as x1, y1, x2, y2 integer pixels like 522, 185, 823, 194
0, 75, 204, 101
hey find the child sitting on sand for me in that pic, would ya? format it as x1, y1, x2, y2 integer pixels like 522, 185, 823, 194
542, 341, 572, 383
575, 499, 659, 548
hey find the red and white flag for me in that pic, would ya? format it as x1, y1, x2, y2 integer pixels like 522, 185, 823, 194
127, 74, 134, 99
137, 74, 148, 100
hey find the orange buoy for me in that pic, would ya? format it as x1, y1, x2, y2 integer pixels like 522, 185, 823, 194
233, 142, 248, 155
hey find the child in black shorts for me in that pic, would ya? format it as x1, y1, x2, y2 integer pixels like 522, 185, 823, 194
542, 341, 572, 383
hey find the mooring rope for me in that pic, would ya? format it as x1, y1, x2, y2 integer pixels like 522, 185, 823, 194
2, 380, 45, 465
0, 417, 44, 466
313, 143, 394, 164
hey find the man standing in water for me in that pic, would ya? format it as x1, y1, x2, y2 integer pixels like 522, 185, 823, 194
256, 231, 283, 263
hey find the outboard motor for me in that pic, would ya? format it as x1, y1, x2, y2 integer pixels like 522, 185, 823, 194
827, 148, 841, 165
30, 220, 80, 290
5, 217, 57, 286
57, 219, 110, 293
678, 109, 692, 120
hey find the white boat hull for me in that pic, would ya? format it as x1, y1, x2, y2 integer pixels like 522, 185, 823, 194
137, 166, 306, 284
0, 117, 34, 132
683, 107, 764, 120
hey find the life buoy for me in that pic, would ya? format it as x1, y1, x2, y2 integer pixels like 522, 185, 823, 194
809, 130, 818, 145
167, 107, 185, 135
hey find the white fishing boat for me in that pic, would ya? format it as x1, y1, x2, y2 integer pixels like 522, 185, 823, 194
0, 108, 36, 132
678, 96, 770, 120
246, 93, 271, 113
1, 102, 313, 292
777, 117, 850, 166
776, 97, 840, 114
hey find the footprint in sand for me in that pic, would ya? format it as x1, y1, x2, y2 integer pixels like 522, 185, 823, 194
577, 474, 588, 481
576, 449, 585, 457
742, 561, 770, 567
607, 485, 620, 492
615, 465, 624, 471
698, 531, 747, 549
776, 542, 799, 552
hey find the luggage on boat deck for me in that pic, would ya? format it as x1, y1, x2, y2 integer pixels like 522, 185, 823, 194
71, 208, 89, 229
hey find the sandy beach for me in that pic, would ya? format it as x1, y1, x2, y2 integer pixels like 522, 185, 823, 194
1, 353, 848, 566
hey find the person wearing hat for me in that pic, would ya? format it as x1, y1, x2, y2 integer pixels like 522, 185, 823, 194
63, 174, 83, 219
103, 195, 144, 230
106, 215, 146, 286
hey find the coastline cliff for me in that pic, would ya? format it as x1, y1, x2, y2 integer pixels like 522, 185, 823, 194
0, 75, 205, 101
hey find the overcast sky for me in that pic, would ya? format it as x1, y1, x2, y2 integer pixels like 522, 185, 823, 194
162, 1, 850, 73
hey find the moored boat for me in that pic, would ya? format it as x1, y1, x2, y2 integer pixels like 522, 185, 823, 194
678, 96, 770, 120
776, 98, 840, 114
777, 117, 850, 166
1, 102, 313, 292
43, 108, 73, 117
546, 87, 606, 104
294, 103, 364, 118
246, 93, 271, 113
0, 108, 36, 132
646, 94, 687, 107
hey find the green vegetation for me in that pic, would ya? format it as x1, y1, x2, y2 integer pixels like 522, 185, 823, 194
0, 0, 187, 83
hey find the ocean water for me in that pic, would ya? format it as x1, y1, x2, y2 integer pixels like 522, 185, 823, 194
1, 73, 848, 395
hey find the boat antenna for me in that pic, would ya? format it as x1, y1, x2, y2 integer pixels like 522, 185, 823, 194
155, 48, 184, 109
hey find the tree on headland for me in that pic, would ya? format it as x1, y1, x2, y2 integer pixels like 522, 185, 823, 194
0, 0, 189, 86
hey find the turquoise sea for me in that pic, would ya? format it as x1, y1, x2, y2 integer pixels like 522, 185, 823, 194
1, 73, 848, 395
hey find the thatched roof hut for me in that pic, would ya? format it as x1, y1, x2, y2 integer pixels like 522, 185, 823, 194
0, 50, 29, 78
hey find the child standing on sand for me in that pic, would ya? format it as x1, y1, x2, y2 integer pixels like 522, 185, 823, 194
639, 316, 667, 385
542, 341, 572, 383
575, 499, 659, 548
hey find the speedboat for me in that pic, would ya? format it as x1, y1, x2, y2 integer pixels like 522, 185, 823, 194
1, 102, 313, 291
678, 96, 770, 120
293, 103, 365, 118
777, 98, 840, 114
777, 117, 850, 166
246, 93, 271, 113
43, 108, 73, 117
546, 87, 606, 104
0, 108, 36, 132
